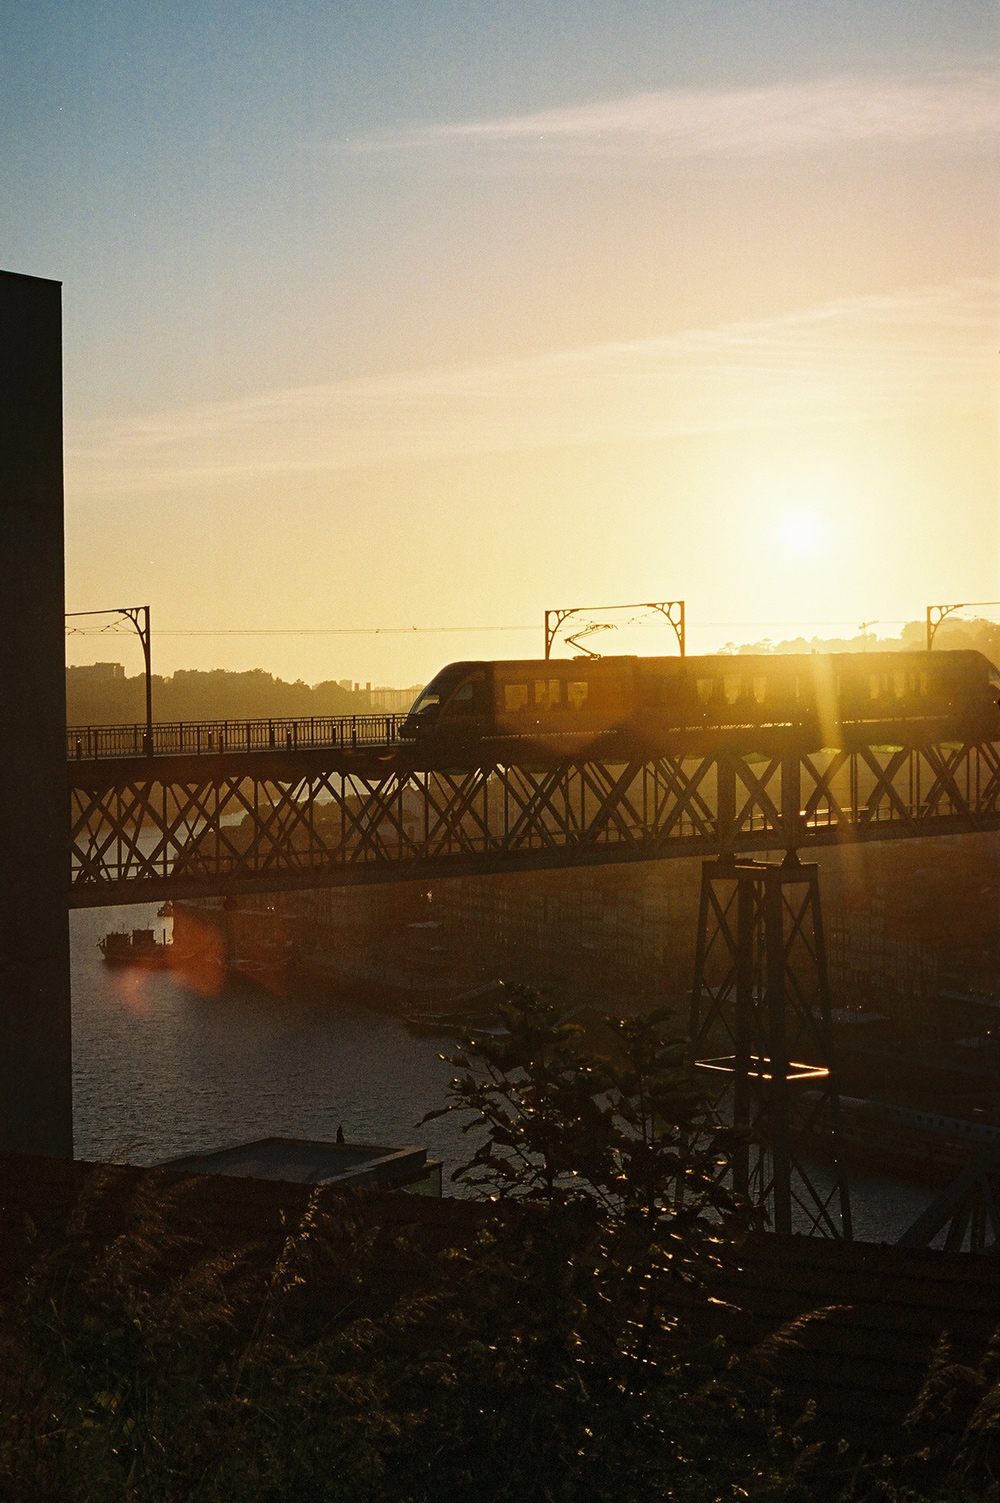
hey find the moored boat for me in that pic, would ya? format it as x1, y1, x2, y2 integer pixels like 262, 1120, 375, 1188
98, 928, 172, 967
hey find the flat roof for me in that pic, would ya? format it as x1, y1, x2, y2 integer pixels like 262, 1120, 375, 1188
160, 1136, 429, 1187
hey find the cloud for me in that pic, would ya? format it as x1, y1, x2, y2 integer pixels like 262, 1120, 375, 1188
66, 281, 999, 498
337, 71, 1000, 159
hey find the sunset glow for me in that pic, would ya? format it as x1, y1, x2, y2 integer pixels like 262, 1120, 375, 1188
2, 3, 996, 682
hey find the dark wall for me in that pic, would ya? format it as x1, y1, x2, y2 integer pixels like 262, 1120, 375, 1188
0, 271, 73, 1156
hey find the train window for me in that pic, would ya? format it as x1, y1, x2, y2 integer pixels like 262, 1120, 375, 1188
504, 684, 528, 712
723, 674, 741, 705
752, 676, 767, 704
892, 671, 906, 698
567, 681, 588, 710
919, 671, 928, 695
534, 679, 562, 709
869, 674, 880, 701
449, 677, 484, 715
696, 678, 714, 704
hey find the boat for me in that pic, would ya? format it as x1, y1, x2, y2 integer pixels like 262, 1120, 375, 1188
402, 980, 511, 1041
798, 1090, 999, 1179
227, 938, 299, 993
98, 928, 172, 968
402, 1010, 511, 1042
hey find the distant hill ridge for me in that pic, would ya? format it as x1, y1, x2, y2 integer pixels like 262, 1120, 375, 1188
66, 666, 424, 728
66, 618, 997, 727
718, 617, 998, 664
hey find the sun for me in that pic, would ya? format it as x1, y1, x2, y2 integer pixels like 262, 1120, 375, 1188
778, 512, 824, 556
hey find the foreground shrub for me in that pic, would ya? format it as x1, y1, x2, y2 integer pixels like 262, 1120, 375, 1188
0, 995, 994, 1501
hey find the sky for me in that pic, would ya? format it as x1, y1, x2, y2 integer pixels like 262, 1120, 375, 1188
2, 1, 998, 686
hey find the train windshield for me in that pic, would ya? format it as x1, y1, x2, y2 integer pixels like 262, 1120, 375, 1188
408, 690, 440, 717
405, 663, 484, 723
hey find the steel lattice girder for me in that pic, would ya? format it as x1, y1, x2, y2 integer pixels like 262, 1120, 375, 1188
688, 859, 852, 1239
67, 740, 1000, 907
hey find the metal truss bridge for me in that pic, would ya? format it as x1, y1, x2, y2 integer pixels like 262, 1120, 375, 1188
67, 714, 999, 907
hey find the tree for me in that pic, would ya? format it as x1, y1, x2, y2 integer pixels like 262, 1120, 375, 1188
424, 990, 745, 1362
409, 990, 755, 1495
428, 987, 739, 1223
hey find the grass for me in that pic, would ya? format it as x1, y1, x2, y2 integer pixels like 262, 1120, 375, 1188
0, 1161, 995, 1502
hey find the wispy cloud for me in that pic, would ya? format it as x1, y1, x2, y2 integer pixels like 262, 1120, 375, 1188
66, 281, 999, 498
337, 71, 1000, 158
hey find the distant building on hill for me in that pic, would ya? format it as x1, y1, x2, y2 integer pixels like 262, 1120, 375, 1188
371, 685, 422, 713
71, 661, 125, 683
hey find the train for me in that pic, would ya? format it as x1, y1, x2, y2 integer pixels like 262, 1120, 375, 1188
400, 650, 1000, 753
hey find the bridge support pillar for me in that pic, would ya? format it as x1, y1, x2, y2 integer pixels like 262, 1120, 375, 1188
689, 855, 851, 1238
0, 271, 73, 1157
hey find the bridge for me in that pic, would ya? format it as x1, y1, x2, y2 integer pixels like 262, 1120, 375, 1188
66, 709, 999, 1243
68, 712, 999, 906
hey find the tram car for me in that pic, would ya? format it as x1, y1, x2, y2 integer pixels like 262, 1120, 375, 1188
400, 650, 999, 753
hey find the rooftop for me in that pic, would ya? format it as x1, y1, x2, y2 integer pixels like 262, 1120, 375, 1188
159, 1137, 441, 1194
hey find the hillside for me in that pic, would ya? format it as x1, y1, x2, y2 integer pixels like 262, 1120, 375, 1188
725, 616, 998, 663
66, 666, 422, 727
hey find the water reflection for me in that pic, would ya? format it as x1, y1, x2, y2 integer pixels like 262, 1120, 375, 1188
71, 904, 934, 1240
72, 903, 462, 1173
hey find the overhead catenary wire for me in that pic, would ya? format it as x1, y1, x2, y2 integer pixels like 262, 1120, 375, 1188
65, 616, 962, 639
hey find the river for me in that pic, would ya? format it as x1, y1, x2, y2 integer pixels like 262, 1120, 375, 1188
72, 902, 937, 1243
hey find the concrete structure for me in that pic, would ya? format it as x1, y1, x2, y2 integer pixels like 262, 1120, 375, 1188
160, 1137, 443, 1194
0, 271, 73, 1156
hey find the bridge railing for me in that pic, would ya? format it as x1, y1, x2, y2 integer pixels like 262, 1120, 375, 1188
67, 714, 408, 761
